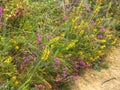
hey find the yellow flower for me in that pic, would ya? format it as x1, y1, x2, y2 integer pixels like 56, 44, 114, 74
10, 39, 17, 44
15, 45, 19, 50
12, 76, 17, 81
100, 40, 106, 43
78, 51, 83, 56
66, 40, 78, 50
0, 36, 4, 41
97, 50, 102, 55
15, 81, 19, 86
94, 6, 101, 13
100, 45, 106, 49
41, 48, 50, 60
60, 33, 65, 37
80, 30, 84, 35
95, 56, 100, 59
4, 56, 12, 63
90, 57, 94, 61
49, 37, 60, 44
93, 29, 97, 32
112, 38, 117, 45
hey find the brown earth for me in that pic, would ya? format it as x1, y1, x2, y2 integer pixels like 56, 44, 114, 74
72, 46, 120, 90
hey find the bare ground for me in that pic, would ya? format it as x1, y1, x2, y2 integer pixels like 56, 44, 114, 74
72, 47, 120, 90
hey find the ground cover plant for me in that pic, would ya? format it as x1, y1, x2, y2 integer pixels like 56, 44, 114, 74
0, 0, 120, 90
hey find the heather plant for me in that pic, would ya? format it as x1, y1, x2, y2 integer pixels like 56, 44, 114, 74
0, 0, 119, 90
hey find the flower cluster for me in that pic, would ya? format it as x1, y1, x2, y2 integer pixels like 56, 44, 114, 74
0, 0, 119, 90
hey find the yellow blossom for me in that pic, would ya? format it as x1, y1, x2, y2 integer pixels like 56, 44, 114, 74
4, 56, 12, 63
66, 40, 78, 50
78, 51, 83, 56
10, 39, 17, 44
49, 37, 60, 44
100, 40, 106, 43
41, 48, 50, 60
12, 76, 17, 81
100, 45, 106, 49
80, 30, 84, 35
15, 45, 19, 50
112, 38, 117, 45
15, 81, 19, 86
97, 50, 102, 55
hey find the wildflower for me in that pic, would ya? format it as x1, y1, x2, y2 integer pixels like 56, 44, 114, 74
101, 28, 106, 33
4, 56, 12, 63
54, 57, 60, 64
80, 61, 85, 66
0, 36, 4, 41
112, 38, 117, 45
97, 50, 102, 55
78, 51, 83, 56
0, 7, 2, 17
41, 48, 50, 60
12, 76, 17, 80
74, 61, 79, 68
10, 39, 17, 44
49, 37, 60, 44
80, 30, 84, 35
15, 45, 19, 50
101, 40, 106, 43
46, 35, 51, 40
23, 51, 27, 55
60, 33, 65, 37
100, 45, 106, 49
66, 40, 78, 50
94, 6, 101, 13
63, 14, 68, 20
98, 34, 103, 39
35, 84, 45, 89
15, 81, 19, 86
23, 59, 28, 64
37, 35, 42, 44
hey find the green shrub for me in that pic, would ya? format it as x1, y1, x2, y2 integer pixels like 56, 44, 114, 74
0, 0, 119, 90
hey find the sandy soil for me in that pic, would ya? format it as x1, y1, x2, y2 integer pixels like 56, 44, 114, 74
72, 47, 120, 90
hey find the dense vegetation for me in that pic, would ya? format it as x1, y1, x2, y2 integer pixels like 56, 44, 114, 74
0, 0, 120, 90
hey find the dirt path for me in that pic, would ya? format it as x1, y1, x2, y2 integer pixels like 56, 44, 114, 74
72, 47, 120, 90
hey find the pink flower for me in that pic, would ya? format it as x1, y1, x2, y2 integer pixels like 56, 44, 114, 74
37, 35, 42, 44
0, 7, 2, 17
23, 51, 27, 55
54, 57, 60, 64
80, 61, 85, 66
63, 15, 68, 20
98, 34, 103, 39
46, 35, 51, 40
101, 28, 106, 33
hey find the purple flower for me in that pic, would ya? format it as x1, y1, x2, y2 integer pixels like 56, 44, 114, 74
23, 59, 28, 64
80, 61, 85, 66
35, 84, 45, 89
46, 35, 51, 40
63, 15, 68, 20
37, 35, 42, 44
63, 67, 68, 71
101, 28, 106, 33
23, 51, 27, 55
74, 61, 79, 68
54, 57, 60, 64
63, 71, 67, 77
98, 34, 103, 39
0, 7, 2, 17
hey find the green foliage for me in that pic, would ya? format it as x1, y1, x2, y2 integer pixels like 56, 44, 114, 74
0, 0, 119, 90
